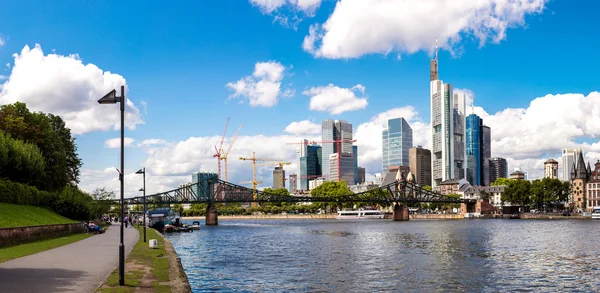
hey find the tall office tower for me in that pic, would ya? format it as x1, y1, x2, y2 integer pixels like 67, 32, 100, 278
562, 148, 583, 181
299, 145, 322, 191
296, 139, 308, 190
329, 153, 354, 184
288, 174, 297, 193
322, 119, 353, 180
272, 167, 285, 189
353, 146, 359, 184
488, 157, 508, 184
430, 78, 467, 188
382, 118, 413, 173
466, 114, 482, 186
409, 147, 432, 187
482, 126, 491, 186
357, 167, 366, 184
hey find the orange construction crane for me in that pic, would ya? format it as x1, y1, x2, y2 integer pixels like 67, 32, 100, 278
239, 152, 283, 204
213, 117, 230, 179
220, 123, 243, 181
287, 139, 356, 182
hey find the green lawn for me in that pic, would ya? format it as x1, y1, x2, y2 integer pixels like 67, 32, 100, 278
0, 233, 91, 263
0, 203, 77, 228
97, 226, 171, 292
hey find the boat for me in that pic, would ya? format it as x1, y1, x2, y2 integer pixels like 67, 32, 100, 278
336, 210, 384, 219
191, 221, 201, 230
592, 207, 600, 220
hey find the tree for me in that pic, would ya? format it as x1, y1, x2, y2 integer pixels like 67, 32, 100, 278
90, 188, 116, 218
422, 185, 432, 191
172, 204, 184, 215
479, 190, 491, 200
501, 180, 532, 206
491, 178, 512, 186
310, 181, 353, 211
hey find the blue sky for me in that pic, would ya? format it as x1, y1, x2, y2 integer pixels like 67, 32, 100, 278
1, 0, 599, 195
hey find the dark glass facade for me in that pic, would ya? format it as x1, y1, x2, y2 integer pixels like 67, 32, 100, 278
466, 114, 482, 185
299, 145, 322, 191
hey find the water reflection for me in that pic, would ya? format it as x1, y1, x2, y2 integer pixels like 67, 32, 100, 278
167, 219, 600, 292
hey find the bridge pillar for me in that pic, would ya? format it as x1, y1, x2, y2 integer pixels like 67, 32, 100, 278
393, 203, 409, 221
206, 203, 218, 226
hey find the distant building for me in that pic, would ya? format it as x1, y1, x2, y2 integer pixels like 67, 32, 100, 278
309, 178, 326, 190
322, 119, 353, 180
586, 160, 600, 210
357, 167, 366, 184
439, 179, 471, 196
288, 174, 297, 194
544, 159, 559, 179
562, 148, 582, 181
329, 152, 354, 185
571, 151, 591, 210
409, 147, 432, 187
466, 114, 492, 186
179, 182, 193, 198
353, 146, 359, 184
382, 117, 413, 173
192, 172, 218, 200
272, 167, 285, 189
464, 185, 507, 209
482, 126, 491, 186
373, 173, 383, 186
489, 157, 508, 184
510, 170, 525, 180
298, 144, 322, 191
388, 165, 410, 174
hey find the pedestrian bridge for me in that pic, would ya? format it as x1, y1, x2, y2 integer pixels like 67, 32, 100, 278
118, 177, 475, 225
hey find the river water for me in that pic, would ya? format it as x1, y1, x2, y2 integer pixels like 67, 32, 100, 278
166, 219, 600, 292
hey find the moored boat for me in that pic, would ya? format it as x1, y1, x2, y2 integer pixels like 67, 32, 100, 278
592, 207, 600, 220
191, 221, 201, 230
336, 210, 384, 219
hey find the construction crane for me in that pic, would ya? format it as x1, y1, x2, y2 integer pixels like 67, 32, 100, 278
287, 139, 357, 182
213, 117, 230, 179
239, 152, 283, 203
220, 124, 243, 181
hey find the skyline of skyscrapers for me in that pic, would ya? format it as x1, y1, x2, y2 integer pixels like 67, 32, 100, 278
382, 117, 413, 173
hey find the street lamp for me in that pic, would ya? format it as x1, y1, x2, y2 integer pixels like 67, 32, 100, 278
136, 167, 146, 243
98, 86, 126, 286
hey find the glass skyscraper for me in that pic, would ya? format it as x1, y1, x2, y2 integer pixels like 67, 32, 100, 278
382, 118, 413, 173
321, 119, 352, 181
353, 146, 358, 184
298, 145, 321, 191
466, 114, 482, 186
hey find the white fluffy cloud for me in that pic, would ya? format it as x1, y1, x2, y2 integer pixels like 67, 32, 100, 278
303, 0, 547, 59
105, 137, 135, 148
137, 139, 169, 147
0, 36, 4, 47
226, 61, 293, 107
305, 84, 368, 114
250, 0, 322, 28
0, 44, 144, 135
284, 120, 321, 135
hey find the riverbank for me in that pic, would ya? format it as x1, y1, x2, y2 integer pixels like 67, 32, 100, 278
185, 213, 592, 220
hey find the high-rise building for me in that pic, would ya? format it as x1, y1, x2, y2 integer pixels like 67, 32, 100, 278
322, 119, 353, 181
357, 167, 366, 184
272, 167, 285, 189
544, 159, 559, 179
353, 146, 359, 184
430, 64, 467, 188
329, 153, 354, 184
409, 147, 432, 187
288, 174, 297, 193
382, 118, 413, 173
488, 157, 508, 184
466, 114, 482, 186
192, 172, 218, 200
482, 126, 491, 186
562, 148, 582, 181
298, 145, 322, 191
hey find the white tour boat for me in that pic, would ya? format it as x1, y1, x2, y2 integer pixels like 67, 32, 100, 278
336, 210, 385, 219
592, 207, 600, 220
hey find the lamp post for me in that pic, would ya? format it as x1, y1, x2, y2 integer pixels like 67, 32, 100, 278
98, 86, 126, 286
136, 168, 146, 243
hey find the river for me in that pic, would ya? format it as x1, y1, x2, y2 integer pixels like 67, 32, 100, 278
166, 219, 600, 292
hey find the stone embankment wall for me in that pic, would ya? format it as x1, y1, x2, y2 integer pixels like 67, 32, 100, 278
411, 214, 463, 220
154, 229, 192, 293
185, 214, 337, 220
0, 223, 85, 248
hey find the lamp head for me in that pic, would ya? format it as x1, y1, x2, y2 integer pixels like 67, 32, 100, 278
135, 168, 145, 174
97, 89, 118, 104
139, 188, 144, 192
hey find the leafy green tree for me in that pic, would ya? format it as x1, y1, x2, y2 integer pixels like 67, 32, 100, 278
172, 203, 184, 215
310, 181, 353, 211
90, 188, 116, 218
501, 179, 532, 206
479, 190, 491, 200
491, 177, 512, 186
422, 185, 432, 191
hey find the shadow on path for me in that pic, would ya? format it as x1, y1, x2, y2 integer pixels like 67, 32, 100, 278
0, 267, 85, 293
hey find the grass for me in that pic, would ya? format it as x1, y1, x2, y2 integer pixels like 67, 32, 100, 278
97, 225, 171, 292
0, 233, 91, 263
0, 203, 77, 228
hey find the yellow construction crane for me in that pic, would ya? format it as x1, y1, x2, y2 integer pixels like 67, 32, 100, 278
220, 124, 243, 181
239, 152, 283, 203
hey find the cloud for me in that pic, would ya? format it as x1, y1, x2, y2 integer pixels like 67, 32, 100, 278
0, 44, 144, 135
226, 61, 293, 107
302, 0, 547, 59
137, 139, 169, 147
105, 137, 135, 148
284, 120, 321, 135
250, 0, 322, 29
0, 36, 4, 47
304, 84, 368, 115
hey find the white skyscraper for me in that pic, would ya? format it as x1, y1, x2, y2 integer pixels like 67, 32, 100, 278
322, 119, 353, 181
430, 49, 467, 189
562, 148, 583, 181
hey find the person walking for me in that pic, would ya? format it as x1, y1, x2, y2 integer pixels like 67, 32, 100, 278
124, 216, 129, 228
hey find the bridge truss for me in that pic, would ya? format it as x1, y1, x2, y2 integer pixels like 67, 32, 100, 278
120, 179, 475, 205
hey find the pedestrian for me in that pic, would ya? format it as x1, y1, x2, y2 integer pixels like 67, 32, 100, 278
124, 216, 129, 228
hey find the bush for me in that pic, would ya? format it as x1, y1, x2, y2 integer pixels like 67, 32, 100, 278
0, 179, 92, 220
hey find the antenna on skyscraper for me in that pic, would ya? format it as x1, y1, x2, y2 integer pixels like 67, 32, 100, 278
435, 37, 439, 61
472, 95, 475, 114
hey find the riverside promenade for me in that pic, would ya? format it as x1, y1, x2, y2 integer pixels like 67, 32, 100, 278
0, 223, 139, 293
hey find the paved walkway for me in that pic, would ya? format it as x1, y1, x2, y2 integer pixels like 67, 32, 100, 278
0, 223, 140, 293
